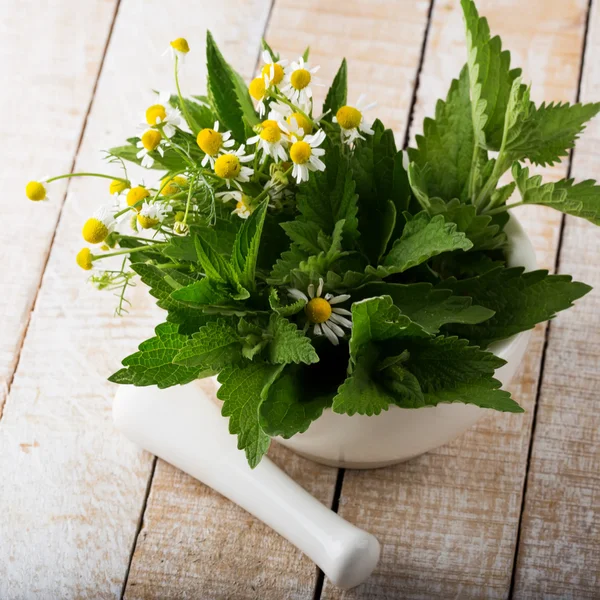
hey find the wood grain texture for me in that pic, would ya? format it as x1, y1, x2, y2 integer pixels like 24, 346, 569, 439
512, 0, 600, 597
123, 1, 433, 598
322, 1, 590, 598
0, 0, 118, 412
0, 0, 272, 596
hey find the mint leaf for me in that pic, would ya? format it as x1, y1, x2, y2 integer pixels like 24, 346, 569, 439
173, 320, 242, 369
371, 212, 473, 277
109, 323, 205, 388
444, 267, 592, 346
322, 59, 347, 121
408, 67, 473, 201
217, 362, 282, 468
353, 282, 494, 334
259, 365, 332, 437
267, 313, 319, 365
513, 163, 600, 225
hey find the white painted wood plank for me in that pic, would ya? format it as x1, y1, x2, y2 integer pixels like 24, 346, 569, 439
0, 0, 118, 411
0, 0, 271, 596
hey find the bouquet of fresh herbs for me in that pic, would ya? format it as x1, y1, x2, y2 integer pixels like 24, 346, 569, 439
27, 0, 599, 467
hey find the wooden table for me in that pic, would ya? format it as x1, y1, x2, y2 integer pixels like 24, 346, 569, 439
2, 0, 599, 597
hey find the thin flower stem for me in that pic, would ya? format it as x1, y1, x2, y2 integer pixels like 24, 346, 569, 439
174, 55, 194, 131
92, 243, 168, 262
46, 173, 129, 184
182, 180, 194, 224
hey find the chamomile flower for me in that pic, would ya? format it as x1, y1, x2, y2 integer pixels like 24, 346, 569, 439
247, 120, 288, 162
269, 101, 314, 136
196, 121, 235, 167
109, 179, 129, 196
216, 189, 242, 204
288, 278, 352, 346
231, 195, 253, 219
137, 201, 171, 229
161, 175, 187, 196
167, 37, 190, 62
136, 129, 165, 168
288, 129, 326, 184
213, 145, 254, 190
282, 57, 320, 110
25, 180, 49, 202
248, 75, 269, 117
144, 91, 182, 138
333, 94, 376, 145
126, 186, 151, 212
260, 50, 288, 87
82, 206, 115, 244
76, 248, 94, 271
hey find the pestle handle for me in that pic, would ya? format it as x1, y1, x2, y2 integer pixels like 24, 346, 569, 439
113, 382, 380, 589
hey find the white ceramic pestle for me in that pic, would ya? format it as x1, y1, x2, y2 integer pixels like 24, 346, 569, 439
112, 382, 381, 589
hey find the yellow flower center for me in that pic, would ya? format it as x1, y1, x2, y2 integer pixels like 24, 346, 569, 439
109, 179, 129, 195
170, 37, 190, 53
249, 77, 266, 100
261, 119, 279, 130
260, 126, 281, 143
290, 140, 312, 164
305, 297, 332, 324
286, 112, 313, 135
214, 154, 241, 179
146, 104, 167, 125
137, 214, 159, 229
82, 218, 109, 244
141, 129, 162, 151
161, 176, 187, 196
290, 68, 311, 90
126, 186, 150, 211
336, 105, 362, 130
261, 62, 284, 85
196, 128, 222, 156
76, 248, 93, 271
25, 181, 46, 201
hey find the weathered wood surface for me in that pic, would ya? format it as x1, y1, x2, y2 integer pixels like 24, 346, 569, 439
123, 1, 433, 597
512, 1, 600, 597
322, 1, 592, 598
0, 0, 118, 413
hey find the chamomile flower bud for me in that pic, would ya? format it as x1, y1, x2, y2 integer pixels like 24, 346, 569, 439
213, 146, 254, 190
109, 179, 129, 196
173, 221, 189, 236
161, 176, 187, 196
82, 206, 114, 244
25, 180, 48, 202
126, 186, 150, 211
129, 213, 139, 232
137, 201, 171, 229
136, 129, 164, 168
249, 76, 268, 117
76, 248, 94, 271
170, 37, 190, 54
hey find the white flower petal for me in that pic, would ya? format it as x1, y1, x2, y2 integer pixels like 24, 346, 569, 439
329, 294, 351, 305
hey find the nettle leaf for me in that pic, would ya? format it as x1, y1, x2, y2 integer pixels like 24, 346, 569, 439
230, 200, 268, 289
379, 364, 424, 408
269, 288, 306, 317
267, 313, 319, 365
259, 365, 332, 437
295, 145, 359, 241
268, 244, 308, 286
261, 38, 279, 61
217, 362, 283, 468
170, 277, 245, 312
444, 267, 592, 347
513, 163, 600, 225
280, 220, 323, 254
173, 320, 242, 370
408, 66, 473, 201
353, 282, 494, 334
370, 212, 473, 277
395, 336, 522, 412
109, 323, 206, 388
322, 58, 347, 122
206, 31, 256, 141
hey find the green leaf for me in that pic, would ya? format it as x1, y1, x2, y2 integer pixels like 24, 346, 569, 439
379, 364, 425, 408
170, 278, 245, 311
230, 200, 268, 289
513, 163, 600, 225
168, 94, 217, 133
371, 212, 473, 277
206, 31, 256, 141
353, 282, 494, 334
444, 267, 592, 347
280, 220, 323, 254
261, 39, 279, 61
269, 287, 306, 317
267, 314, 319, 365
217, 362, 283, 468
408, 67, 474, 201
259, 365, 332, 437
322, 59, 347, 122
173, 320, 242, 369
109, 323, 205, 388
195, 235, 234, 283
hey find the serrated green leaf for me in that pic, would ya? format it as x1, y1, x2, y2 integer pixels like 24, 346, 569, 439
268, 313, 319, 365
322, 59, 347, 122
444, 267, 592, 347
379, 364, 424, 408
168, 94, 216, 134
170, 278, 246, 311
269, 288, 306, 317
280, 220, 323, 254
217, 362, 283, 468
108, 323, 206, 388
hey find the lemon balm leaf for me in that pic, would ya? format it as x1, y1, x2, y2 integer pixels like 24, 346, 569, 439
267, 314, 319, 365
322, 59, 347, 123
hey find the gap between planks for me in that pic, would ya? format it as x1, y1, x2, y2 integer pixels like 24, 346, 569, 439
507, 0, 595, 595
0, 0, 123, 422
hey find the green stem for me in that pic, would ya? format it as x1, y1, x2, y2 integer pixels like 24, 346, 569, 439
254, 166, 293, 204
153, 262, 190, 271
485, 201, 525, 216
92, 243, 168, 262
182, 180, 194, 224
46, 173, 129, 184
174, 55, 194, 131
